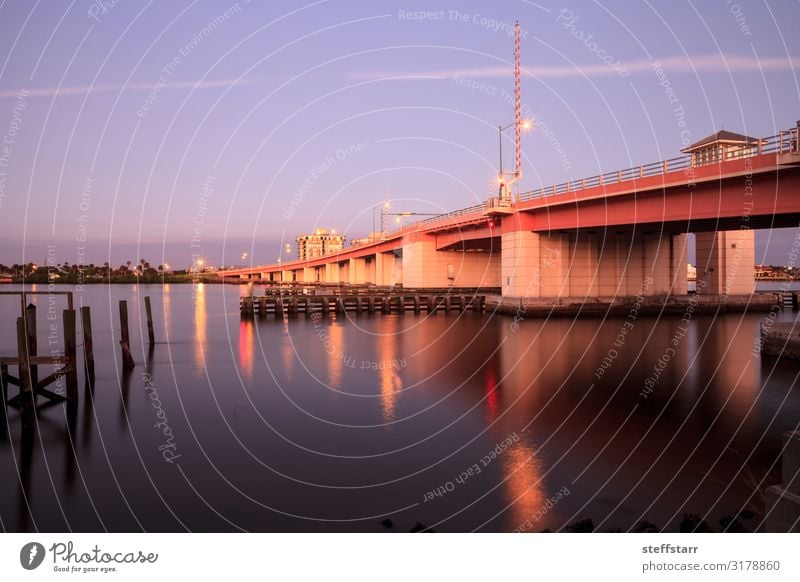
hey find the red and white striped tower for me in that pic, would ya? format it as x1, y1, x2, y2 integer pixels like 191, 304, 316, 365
514, 20, 522, 182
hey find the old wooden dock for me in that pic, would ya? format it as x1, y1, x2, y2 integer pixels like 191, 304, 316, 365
239, 288, 488, 317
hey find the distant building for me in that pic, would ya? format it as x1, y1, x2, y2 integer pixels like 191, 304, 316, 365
687, 263, 696, 281
296, 229, 345, 260
681, 129, 764, 166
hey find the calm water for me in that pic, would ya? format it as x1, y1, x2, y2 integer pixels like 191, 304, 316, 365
1, 283, 799, 532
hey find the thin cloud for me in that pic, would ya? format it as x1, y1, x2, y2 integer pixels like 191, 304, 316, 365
0, 78, 253, 99
350, 53, 797, 80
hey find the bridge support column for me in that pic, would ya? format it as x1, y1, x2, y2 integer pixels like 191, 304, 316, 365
303, 267, 315, 283
539, 233, 569, 297
324, 263, 339, 284
403, 233, 499, 288
501, 230, 540, 298
568, 233, 598, 297
695, 230, 755, 294
671, 234, 689, 295
349, 257, 366, 285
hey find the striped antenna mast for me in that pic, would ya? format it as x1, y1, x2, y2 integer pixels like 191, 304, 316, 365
514, 20, 522, 181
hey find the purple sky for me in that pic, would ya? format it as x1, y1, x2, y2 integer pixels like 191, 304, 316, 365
0, 0, 798, 269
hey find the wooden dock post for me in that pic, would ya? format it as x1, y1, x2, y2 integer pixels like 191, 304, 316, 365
0, 362, 8, 424
289, 298, 298, 315
276, 297, 285, 317
444, 296, 451, 312
355, 297, 362, 314
367, 296, 375, 314
257, 297, 267, 317
335, 297, 345, 314
25, 303, 38, 388
17, 317, 35, 430
63, 309, 79, 401
459, 296, 466, 312
322, 297, 330, 316
118, 300, 135, 371
80, 306, 95, 387
382, 297, 390, 313
242, 296, 255, 317
144, 296, 155, 346
428, 296, 436, 313
413, 296, 421, 313
792, 292, 798, 310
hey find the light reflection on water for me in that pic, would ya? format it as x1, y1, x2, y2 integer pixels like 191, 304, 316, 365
0, 283, 798, 532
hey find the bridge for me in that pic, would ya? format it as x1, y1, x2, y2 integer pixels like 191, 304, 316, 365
220, 121, 800, 303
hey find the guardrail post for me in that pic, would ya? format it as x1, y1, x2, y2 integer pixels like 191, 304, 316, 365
663, 160, 669, 173
639, 165, 644, 178
780, 130, 784, 153
617, 170, 622, 182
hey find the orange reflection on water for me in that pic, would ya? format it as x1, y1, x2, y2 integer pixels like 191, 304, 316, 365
327, 322, 344, 390
193, 283, 207, 369
378, 318, 402, 423
281, 319, 295, 383
162, 284, 171, 333
238, 318, 254, 381
484, 358, 500, 423
501, 439, 547, 530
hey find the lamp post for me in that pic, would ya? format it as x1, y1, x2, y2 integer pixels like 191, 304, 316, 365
371, 200, 391, 238
497, 119, 532, 198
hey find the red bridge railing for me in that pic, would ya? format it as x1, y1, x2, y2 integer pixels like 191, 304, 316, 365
386, 123, 799, 235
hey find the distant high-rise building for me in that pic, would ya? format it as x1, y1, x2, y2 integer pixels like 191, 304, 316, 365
296, 229, 345, 260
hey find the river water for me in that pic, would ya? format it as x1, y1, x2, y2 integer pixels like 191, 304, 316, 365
0, 283, 798, 532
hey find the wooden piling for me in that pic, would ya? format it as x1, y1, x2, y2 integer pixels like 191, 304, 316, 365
444, 296, 451, 312
144, 296, 155, 346
792, 292, 798, 310
257, 297, 266, 317
459, 296, 466, 312
322, 297, 330, 316
17, 317, 35, 430
288, 298, 298, 315
118, 300, 135, 371
0, 363, 8, 421
413, 296, 420, 313
382, 297, 390, 313
25, 303, 38, 388
355, 297, 362, 314
80, 306, 95, 387
428, 296, 436, 313
242, 296, 255, 317
276, 297, 285, 317
63, 309, 79, 401
367, 296, 375, 314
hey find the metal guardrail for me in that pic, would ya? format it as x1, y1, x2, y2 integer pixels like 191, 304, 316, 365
385, 124, 799, 233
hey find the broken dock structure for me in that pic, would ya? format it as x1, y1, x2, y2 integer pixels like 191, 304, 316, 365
239, 286, 492, 317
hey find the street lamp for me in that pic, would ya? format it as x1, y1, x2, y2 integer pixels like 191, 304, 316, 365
497, 119, 533, 201
498, 118, 532, 179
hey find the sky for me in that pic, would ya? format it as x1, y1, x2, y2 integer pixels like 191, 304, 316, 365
0, 0, 798, 268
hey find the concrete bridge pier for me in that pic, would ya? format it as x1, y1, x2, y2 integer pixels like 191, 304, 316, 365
695, 229, 755, 294
401, 232, 500, 288
500, 229, 690, 300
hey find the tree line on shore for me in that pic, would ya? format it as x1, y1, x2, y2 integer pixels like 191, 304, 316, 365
0, 260, 216, 283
